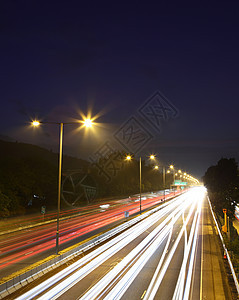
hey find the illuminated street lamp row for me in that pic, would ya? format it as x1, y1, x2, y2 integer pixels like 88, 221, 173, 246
126, 155, 200, 185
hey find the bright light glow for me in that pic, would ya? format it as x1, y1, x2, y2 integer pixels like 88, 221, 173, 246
99, 204, 110, 209
150, 154, 155, 160
32, 120, 40, 126
83, 118, 93, 127
154, 165, 159, 170
125, 155, 132, 161
170, 165, 174, 169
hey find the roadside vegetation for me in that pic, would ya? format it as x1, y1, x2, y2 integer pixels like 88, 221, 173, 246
203, 158, 239, 277
0, 140, 172, 218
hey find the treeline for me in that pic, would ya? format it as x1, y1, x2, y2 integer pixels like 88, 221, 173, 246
92, 152, 173, 198
203, 158, 239, 218
0, 140, 172, 217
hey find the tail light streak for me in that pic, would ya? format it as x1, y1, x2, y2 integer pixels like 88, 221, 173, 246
15, 188, 205, 300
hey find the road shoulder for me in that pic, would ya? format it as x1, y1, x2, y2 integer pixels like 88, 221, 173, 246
201, 196, 232, 300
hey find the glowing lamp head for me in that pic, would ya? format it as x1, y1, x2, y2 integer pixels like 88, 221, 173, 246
150, 154, 155, 160
32, 120, 40, 126
84, 118, 93, 128
170, 165, 174, 169
154, 165, 159, 170
125, 155, 132, 161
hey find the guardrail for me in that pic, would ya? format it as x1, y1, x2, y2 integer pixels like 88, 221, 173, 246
207, 196, 239, 295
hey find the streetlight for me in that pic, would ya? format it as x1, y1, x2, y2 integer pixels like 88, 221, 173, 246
154, 165, 166, 188
125, 154, 155, 214
32, 117, 93, 255
169, 165, 175, 190
154, 164, 166, 200
125, 155, 132, 161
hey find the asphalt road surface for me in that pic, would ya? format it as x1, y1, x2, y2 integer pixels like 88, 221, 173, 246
4, 188, 233, 299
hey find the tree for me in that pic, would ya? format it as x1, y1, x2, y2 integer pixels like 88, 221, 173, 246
203, 158, 239, 218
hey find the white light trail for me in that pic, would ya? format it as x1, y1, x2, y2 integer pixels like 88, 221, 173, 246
143, 190, 200, 300
44, 198, 187, 300
173, 191, 203, 300
15, 189, 205, 300
80, 192, 197, 300
183, 196, 202, 300
16, 194, 186, 300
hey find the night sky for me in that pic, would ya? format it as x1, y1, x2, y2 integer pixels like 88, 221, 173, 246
1, 1, 239, 179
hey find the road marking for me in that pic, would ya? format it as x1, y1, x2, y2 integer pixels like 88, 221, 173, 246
141, 290, 146, 299
25, 251, 33, 256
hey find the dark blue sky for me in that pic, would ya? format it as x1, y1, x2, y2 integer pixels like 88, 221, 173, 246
1, 1, 239, 178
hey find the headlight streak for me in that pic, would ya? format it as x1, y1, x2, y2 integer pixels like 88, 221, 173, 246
141, 192, 199, 300
46, 198, 186, 300
14, 190, 204, 300
143, 220, 173, 300
16, 195, 186, 300
102, 226, 171, 300
80, 196, 195, 300
80, 215, 176, 300
81, 225, 171, 300
172, 193, 202, 300
183, 195, 202, 300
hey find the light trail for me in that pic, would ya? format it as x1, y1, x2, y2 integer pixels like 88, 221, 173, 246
172, 191, 202, 300
14, 188, 205, 300
143, 189, 202, 300
37, 197, 187, 300
183, 195, 202, 300
16, 194, 185, 300
1, 191, 179, 272
79, 205, 186, 300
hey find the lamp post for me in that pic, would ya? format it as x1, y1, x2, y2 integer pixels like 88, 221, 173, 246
56, 122, 63, 254
125, 154, 155, 214
32, 118, 93, 255
169, 165, 175, 192
154, 164, 166, 200
154, 165, 165, 189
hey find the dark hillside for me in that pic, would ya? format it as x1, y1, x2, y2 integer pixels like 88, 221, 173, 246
0, 140, 89, 217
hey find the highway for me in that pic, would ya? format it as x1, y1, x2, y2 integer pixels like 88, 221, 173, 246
0, 190, 181, 278
1, 187, 234, 299
14, 187, 214, 300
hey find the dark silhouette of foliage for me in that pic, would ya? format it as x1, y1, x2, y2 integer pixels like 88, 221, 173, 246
203, 158, 239, 218
0, 140, 89, 216
0, 140, 173, 217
